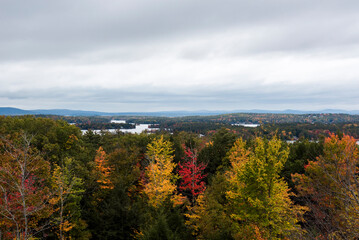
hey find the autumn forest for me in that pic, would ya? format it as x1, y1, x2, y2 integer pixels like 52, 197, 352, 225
1, 114, 359, 239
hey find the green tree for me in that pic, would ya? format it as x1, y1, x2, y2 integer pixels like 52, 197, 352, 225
281, 139, 323, 190
88, 146, 142, 239
139, 198, 191, 240
51, 157, 88, 240
226, 137, 305, 239
198, 128, 236, 179
186, 172, 233, 240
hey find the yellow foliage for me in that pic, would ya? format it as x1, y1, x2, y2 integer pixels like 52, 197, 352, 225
62, 220, 74, 232
184, 193, 206, 236
226, 137, 306, 239
65, 134, 78, 150
142, 136, 178, 208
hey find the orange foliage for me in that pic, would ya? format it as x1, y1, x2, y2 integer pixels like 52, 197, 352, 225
94, 147, 113, 190
293, 134, 359, 239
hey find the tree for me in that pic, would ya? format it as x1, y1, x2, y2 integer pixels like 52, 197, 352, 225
141, 136, 179, 208
0, 133, 52, 239
51, 157, 87, 240
94, 146, 113, 190
138, 198, 192, 240
293, 134, 359, 239
178, 146, 207, 204
198, 128, 236, 179
226, 137, 305, 239
87, 146, 143, 239
280, 139, 323, 190
185, 172, 233, 240
138, 137, 191, 239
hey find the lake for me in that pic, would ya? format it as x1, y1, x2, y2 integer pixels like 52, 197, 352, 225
232, 123, 260, 128
110, 119, 126, 124
81, 124, 159, 134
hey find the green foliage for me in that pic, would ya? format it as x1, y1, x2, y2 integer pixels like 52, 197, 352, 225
88, 186, 141, 240
281, 139, 323, 189
51, 157, 88, 239
171, 131, 203, 164
198, 128, 236, 179
139, 199, 192, 240
226, 137, 306, 239
0, 116, 82, 166
2, 115, 359, 239
186, 172, 234, 240
84, 134, 148, 239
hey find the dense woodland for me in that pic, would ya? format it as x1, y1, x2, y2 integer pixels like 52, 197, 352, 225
42, 113, 359, 138
1, 114, 359, 239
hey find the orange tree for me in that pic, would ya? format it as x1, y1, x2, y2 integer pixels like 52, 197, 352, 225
94, 146, 114, 190
293, 134, 359, 239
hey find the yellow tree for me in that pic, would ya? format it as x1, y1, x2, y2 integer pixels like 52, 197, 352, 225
142, 136, 178, 208
226, 137, 306, 239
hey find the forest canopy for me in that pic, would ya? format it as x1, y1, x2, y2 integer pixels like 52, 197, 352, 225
0, 115, 359, 239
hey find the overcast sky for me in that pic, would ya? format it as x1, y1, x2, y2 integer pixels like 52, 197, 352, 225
1, 0, 359, 112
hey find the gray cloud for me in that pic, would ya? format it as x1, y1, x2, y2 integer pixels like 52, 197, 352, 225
2, 0, 359, 60
1, 81, 359, 111
1, 0, 359, 111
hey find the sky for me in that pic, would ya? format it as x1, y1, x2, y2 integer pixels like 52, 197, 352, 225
1, 0, 359, 112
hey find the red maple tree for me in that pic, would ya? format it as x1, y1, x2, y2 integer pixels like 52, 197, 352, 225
178, 146, 207, 204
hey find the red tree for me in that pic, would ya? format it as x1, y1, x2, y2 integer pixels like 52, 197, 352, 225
178, 146, 207, 204
0, 134, 52, 240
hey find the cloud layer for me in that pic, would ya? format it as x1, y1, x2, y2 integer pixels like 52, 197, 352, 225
1, 0, 359, 111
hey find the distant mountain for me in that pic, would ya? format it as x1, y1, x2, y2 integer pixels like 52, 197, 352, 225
33, 109, 114, 116
1, 107, 359, 117
231, 109, 359, 115
0, 107, 36, 115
